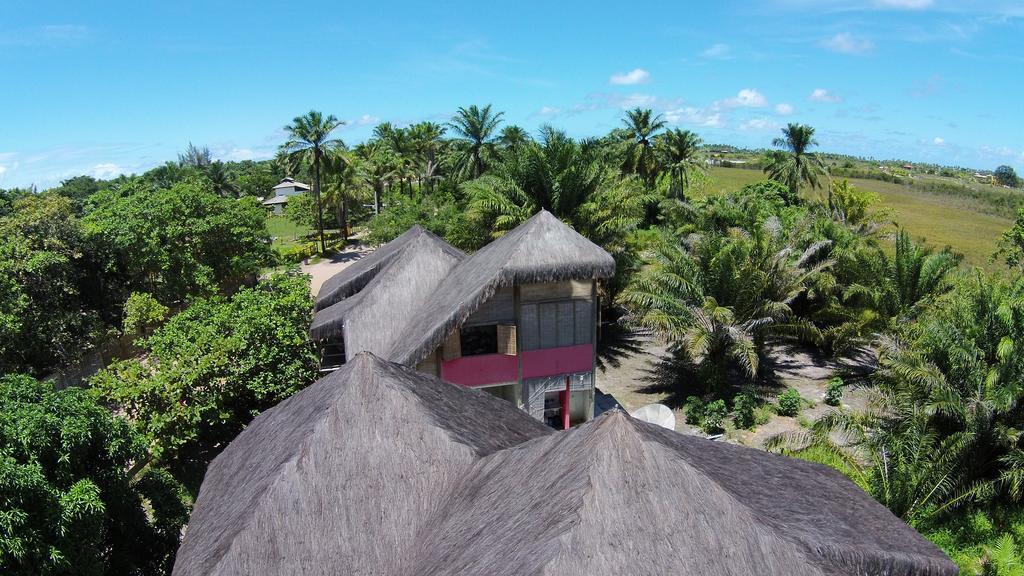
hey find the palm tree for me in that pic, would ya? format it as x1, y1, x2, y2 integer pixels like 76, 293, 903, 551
497, 125, 531, 152
280, 110, 346, 252
621, 108, 666, 188
321, 151, 365, 242
354, 141, 397, 215
447, 104, 504, 180
407, 121, 447, 192
205, 161, 238, 198
659, 129, 704, 200
763, 123, 828, 204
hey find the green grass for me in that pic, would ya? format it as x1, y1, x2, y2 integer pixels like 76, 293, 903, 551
706, 167, 1011, 268
266, 216, 313, 250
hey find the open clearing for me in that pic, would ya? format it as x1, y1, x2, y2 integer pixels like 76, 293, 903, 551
707, 167, 1011, 268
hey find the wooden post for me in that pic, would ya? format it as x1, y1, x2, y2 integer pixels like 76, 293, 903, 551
562, 375, 571, 430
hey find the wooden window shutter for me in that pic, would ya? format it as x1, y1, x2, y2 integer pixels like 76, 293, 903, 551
497, 324, 517, 356
442, 329, 462, 361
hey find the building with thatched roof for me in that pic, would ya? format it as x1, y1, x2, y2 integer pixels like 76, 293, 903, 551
311, 210, 615, 428
173, 353, 957, 576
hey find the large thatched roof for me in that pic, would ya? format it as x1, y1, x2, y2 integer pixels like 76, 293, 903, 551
175, 353, 956, 576
309, 230, 464, 356
387, 210, 616, 365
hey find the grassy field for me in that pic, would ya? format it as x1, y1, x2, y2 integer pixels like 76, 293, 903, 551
267, 215, 313, 250
706, 167, 1011, 268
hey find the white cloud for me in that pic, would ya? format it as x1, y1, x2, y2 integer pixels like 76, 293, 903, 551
664, 107, 723, 127
809, 88, 842, 103
775, 103, 795, 115
740, 118, 779, 131
609, 68, 651, 85
538, 106, 561, 115
0, 165, 7, 178
874, 0, 933, 8
716, 88, 768, 109
701, 43, 732, 59
90, 163, 123, 179
354, 114, 379, 126
933, 137, 946, 145
616, 93, 659, 109
821, 32, 874, 54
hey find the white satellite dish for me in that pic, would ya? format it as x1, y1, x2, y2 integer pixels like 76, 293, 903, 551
630, 403, 676, 430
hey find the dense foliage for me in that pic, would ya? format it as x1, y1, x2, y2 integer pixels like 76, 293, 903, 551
0, 375, 187, 575
90, 273, 318, 489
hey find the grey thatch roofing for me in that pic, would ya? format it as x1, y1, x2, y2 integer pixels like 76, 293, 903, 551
174, 353, 955, 576
173, 353, 551, 576
309, 230, 464, 358
314, 225, 463, 312
387, 209, 616, 365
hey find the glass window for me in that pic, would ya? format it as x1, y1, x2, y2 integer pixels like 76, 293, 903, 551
459, 325, 498, 356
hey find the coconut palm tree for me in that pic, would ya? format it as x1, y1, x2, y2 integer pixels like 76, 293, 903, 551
497, 125, 531, 152
354, 141, 397, 215
407, 121, 447, 192
447, 104, 504, 180
321, 151, 366, 242
621, 108, 666, 188
280, 110, 346, 252
205, 161, 238, 198
763, 123, 828, 205
659, 129, 705, 200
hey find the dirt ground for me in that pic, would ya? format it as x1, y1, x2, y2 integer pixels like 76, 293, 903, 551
300, 245, 374, 297
595, 336, 877, 448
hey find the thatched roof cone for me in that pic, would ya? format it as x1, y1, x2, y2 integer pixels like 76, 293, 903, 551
315, 225, 464, 312
388, 209, 616, 366
412, 410, 957, 576
309, 230, 464, 352
172, 353, 550, 576
175, 355, 956, 576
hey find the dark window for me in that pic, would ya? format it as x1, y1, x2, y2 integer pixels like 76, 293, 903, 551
460, 325, 498, 356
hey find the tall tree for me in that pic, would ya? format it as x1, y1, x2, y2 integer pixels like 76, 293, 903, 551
178, 142, 212, 168
408, 121, 447, 191
621, 108, 666, 188
659, 128, 705, 200
763, 123, 828, 204
205, 161, 238, 198
280, 111, 346, 252
354, 141, 397, 215
497, 125, 531, 152
447, 104, 504, 180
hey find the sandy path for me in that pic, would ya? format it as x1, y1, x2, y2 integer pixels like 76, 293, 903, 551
300, 246, 375, 297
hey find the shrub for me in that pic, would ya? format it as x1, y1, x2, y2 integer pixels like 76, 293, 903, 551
122, 292, 169, 336
777, 388, 803, 417
732, 392, 757, 430
684, 395, 705, 427
825, 377, 844, 407
702, 400, 728, 434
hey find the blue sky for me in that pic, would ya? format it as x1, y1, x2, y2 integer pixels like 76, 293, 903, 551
1, 0, 1022, 188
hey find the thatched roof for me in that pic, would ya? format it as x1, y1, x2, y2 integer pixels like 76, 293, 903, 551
173, 353, 551, 576
175, 353, 955, 576
309, 230, 464, 356
314, 225, 462, 312
388, 210, 616, 365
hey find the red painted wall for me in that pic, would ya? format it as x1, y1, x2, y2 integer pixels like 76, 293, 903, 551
521, 344, 593, 379
440, 353, 518, 387
439, 344, 594, 387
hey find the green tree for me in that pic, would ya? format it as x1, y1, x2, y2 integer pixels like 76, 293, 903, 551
658, 128, 704, 200
621, 108, 666, 188
89, 273, 318, 489
447, 104, 504, 180
497, 125, 531, 152
280, 111, 346, 252
995, 165, 1020, 188
763, 123, 828, 203
0, 374, 188, 575
84, 180, 272, 307
205, 161, 238, 198
0, 194, 98, 375
177, 142, 212, 168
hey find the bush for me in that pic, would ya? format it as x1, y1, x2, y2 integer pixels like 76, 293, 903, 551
702, 400, 728, 434
777, 388, 803, 417
825, 377, 844, 406
732, 392, 757, 430
122, 292, 169, 336
684, 395, 705, 427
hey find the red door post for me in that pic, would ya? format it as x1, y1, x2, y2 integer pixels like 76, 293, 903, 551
562, 375, 571, 430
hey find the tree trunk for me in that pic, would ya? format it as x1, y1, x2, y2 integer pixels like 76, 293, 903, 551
313, 153, 326, 253
339, 196, 348, 242
374, 183, 382, 214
